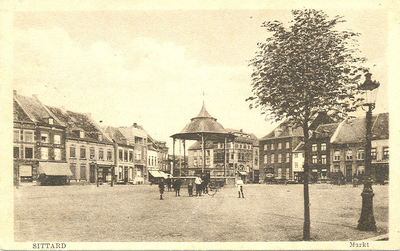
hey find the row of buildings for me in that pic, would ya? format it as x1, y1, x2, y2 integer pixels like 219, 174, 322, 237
13, 90, 389, 186
13, 91, 169, 185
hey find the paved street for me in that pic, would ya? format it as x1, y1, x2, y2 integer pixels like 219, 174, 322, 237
14, 183, 388, 242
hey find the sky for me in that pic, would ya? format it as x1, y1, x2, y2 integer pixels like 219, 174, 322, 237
13, 9, 389, 151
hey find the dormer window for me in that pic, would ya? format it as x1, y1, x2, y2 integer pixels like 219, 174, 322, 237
48, 117, 54, 125
98, 134, 103, 141
80, 131, 85, 139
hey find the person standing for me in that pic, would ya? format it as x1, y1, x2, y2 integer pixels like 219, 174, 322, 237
166, 177, 172, 191
236, 178, 244, 198
174, 178, 182, 196
188, 180, 194, 197
158, 179, 165, 200
195, 176, 202, 196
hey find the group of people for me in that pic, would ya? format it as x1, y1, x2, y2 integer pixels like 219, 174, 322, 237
157, 177, 245, 200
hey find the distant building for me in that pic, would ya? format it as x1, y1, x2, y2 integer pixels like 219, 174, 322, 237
46, 106, 114, 184
330, 113, 389, 183
308, 122, 341, 183
259, 113, 334, 183
187, 128, 258, 184
13, 91, 70, 185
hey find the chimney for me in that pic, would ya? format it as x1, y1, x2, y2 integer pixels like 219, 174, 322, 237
13, 90, 17, 96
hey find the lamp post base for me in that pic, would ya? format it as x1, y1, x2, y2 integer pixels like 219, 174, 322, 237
357, 180, 377, 231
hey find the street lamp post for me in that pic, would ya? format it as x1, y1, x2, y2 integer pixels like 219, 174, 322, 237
357, 72, 380, 231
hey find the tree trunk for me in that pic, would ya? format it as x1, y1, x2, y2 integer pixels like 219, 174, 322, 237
302, 122, 311, 241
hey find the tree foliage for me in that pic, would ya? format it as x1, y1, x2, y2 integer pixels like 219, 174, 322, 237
248, 9, 367, 127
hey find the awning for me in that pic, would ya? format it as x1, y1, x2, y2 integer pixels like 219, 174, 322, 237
238, 171, 248, 176
38, 162, 72, 176
149, 171, 163, 178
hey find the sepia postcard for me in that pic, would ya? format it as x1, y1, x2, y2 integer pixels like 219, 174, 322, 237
1, 0, 399, 250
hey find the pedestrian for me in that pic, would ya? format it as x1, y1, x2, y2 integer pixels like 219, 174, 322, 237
353, 176, 358, 187
175, 178, 182, 196
166, 177, 172, 191
236, 177, 244, 198
188, 180, 193, 197
158, 179, 165, 200
195, 176, 202, 196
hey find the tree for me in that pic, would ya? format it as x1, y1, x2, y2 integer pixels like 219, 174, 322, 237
247, 9, 367, 240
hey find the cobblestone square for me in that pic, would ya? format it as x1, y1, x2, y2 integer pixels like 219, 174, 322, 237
14, 183, 388, 242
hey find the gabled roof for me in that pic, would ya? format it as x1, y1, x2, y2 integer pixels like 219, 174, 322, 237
188, 141, 214, 150
103, 126, 128, 145
313, 123, 340, 138
46, 105, 112, 143
293, 142, 304, 152
13, 93, 63, 126
261, 112, 336, 141
330, 113, 389, 144
13, 99, 33, 123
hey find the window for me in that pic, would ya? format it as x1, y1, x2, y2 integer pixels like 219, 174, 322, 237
99, 149, 104, 160
90, 147, 95, 160
294, 153, 298, 158
25, 147, 33, 159
286, 153, 290, 163
383, 147, 389, 159
107, 150, 112, 161
129, 151, 133, 162
54, 148, 61, 160
206, 150, 210, 156
70, 146, 76, 158
194, 159, 198, 166
48, 118, 53, 125
278, 143, 282, 149
271, 154, 275, 164
321, 155, 327, 164
79, 131, 85, 139
286, 142, 290, 149
271, 144, 274, 150
136, 150, 142, 160
41, 148, 48, 160
14, 130, 20, 141
357, 165, 365, 175
24, 131, 34, 142
54, 135, 61, 144
231, 153, 234, 160
70, 163, 76, 179
312, 144, 318, 151
41, 132, 49, 143
286, 168, 290, 179
124, 150, 128, 162
312, 155, 318, 164
295, 162, 298, 168
14, 147, 19, 158
371, 148, 377, 160
98, 134, 103, 141
264, 155, 268, 164
278, 153, 282, 163
357, 149, 364, 160
277, 168, 282, 178
321, 143, 326, 151
255, 158, 258, 166
346, 149, 353, 160
334, 150, 340, 161
119, 149, 123, 161
80, 147, 86, 159
135, 137, 143, 144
